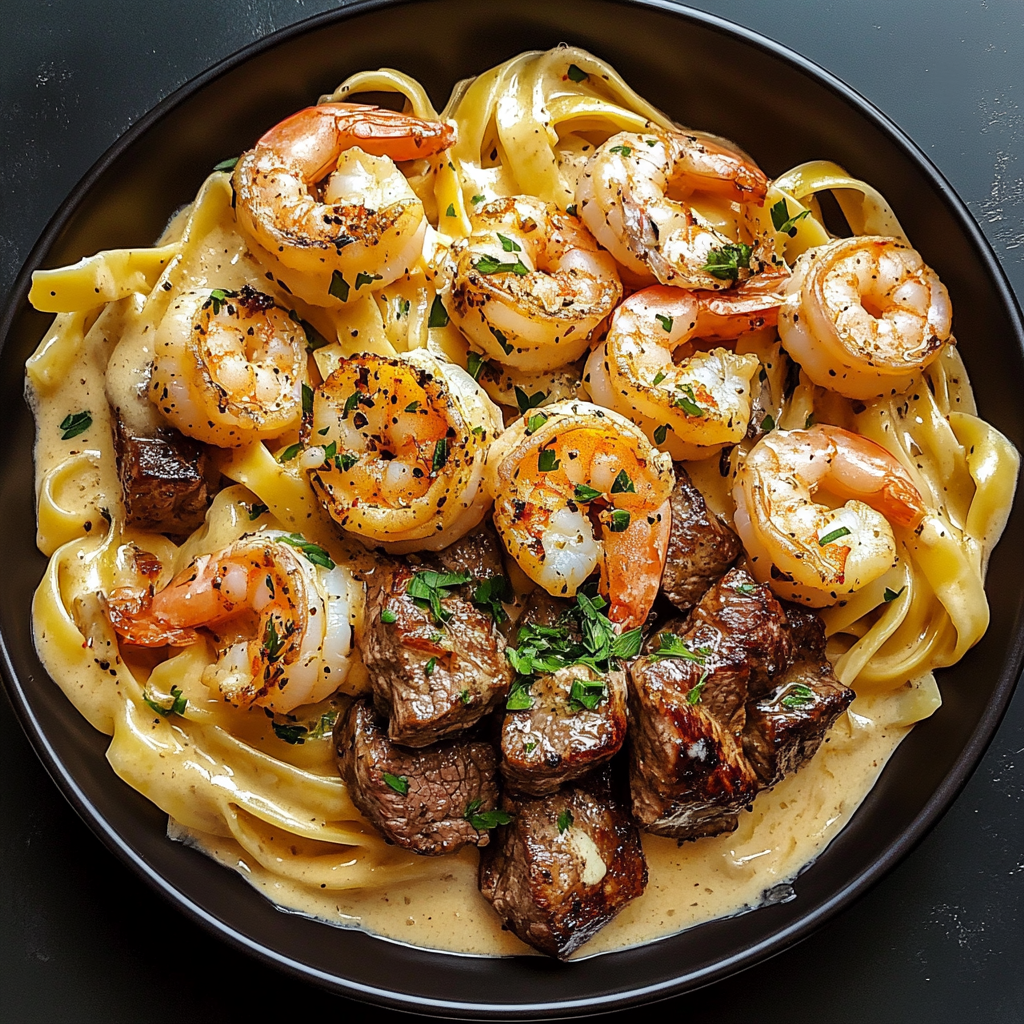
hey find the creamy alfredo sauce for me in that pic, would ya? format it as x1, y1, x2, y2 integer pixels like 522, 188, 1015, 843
26, 185, 942, 960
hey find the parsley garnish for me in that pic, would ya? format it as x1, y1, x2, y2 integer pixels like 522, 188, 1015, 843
329, 270, 350, 302
732, 582, 759, 596
652, 371, 667, 387
272, 722, 307, 744
432, 438, 448, 472
818, 525, 852, 546
526, 412, 548, 435
213, 156, 239, 172
608, 509, 631, 532
248, 502, 270, 521
565, 203, 578, 217
425, 656, 438, 676
404, 401, 420, 413
497, 233, 522, 252
380, 608, 398, 624
471, 194, 485, 205
279, 533, 335, 569
610, 469, 635, 494
308, 710, 338, 740
398, 298, 410, 317
460, 689, 471, 705
884, 586, 907, 602
569, 677, 607, 711
302, 382, 314, 416
653, 423, 669, 445
686, 675, 709, 705
655, 313, 674, 332
446, 203, 456, 217
59, 411, 92, 440
262, 617, 285, 661
780, 683, 815, 709
566, 63, 589, 83
506, 678, 535, 710
573, 484, 603, 501
489, 325, 513, 354
761, 414, 776, 432
472, 574, 511, 622
466, 351, 486, 380
465, 799, 512, 831
475, 254, 530, 276
355, 271, 383, 290
538, 448, 560, 472
207, 288, 234, 315
336, 452, 358, 471
770, 198, 811, 237
142, 685, 187, 718
383, 772, 409, 795
610, 144, 632, 157
557, 808, 574, 833
674, 383, 704, 417
277, 442, 301, 462
428, 294, 450, 328
515, 386, 547, 414
649, 633, 711, 663
701, 242, 753, 284
407, 569, 472, 623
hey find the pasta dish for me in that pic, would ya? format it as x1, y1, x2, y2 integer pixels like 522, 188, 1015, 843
24, 45, 1019, 959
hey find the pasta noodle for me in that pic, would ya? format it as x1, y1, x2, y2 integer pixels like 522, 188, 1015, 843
25, 44, 1018, 957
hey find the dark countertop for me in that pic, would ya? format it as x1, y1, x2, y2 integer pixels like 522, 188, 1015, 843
1, 1, 1021, 1020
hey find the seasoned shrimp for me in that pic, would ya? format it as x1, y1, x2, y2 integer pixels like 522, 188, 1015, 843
233, 103, 456, 306
778, 236, 952, 400
576, 129, 769, 290
484, 400, 675, 628
585, 273, 787, 459
150, 285, 308, 447
303, 349, 502, 552
732, 425, 928, 607
106, 531, 359, 713
437, 196, 622, 372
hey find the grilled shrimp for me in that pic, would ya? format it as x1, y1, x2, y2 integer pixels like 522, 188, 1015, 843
437, 196, 622, 372
106, 531, 359, 713
778, 236, 952, 400
484, 400, 675, 628
732, 425, 928, 606
585, 273, 787, 459
233, 102, 456, 306
150, 285, 309, 447
303, 350, 503, 552
576, 128, 769, 290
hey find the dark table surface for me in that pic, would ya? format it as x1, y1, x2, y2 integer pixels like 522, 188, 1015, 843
2, 1, 1022, 1021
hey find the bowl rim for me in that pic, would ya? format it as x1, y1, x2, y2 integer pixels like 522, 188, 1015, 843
2, 0, 1023, 1016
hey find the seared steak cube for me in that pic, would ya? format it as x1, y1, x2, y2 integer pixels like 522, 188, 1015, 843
661, 465, 741, 612
627, 570, 790, 840
113, 417, 212, 533
479, 769, 647, 958
501, 663, 628, 796
744, 608, 854, 786
335, 698, 500, 856
363, 531, 513, 747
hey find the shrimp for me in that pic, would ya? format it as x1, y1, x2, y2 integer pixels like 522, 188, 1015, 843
576, 129, 769, 290
302, 349, 503, 552
150, 285, 309, 447
778, 235, 952, 400
106, 531, 359, 713
437, 196, 622, 372
484, 400, 675, 628
585, 272, 787, 459
233, 103, 456, 306
732, 425, 928, 606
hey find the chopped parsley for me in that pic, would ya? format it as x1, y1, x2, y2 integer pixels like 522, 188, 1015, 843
446, 203, 456, 217
506, 678, 535, 710
489, 325, 513, 354
406, 569, 472, 623
610, 144, 632, 157
383, 772, 410, 795
432, 438, 449, 472
565, 203, 578, 217
142, 685, 187, 718
213, 156, 239, 172
336, 452, 359, 472
884, 586, 907, 602
770, 198, 811, 237
566, 63, 589, 83
653, 423, 669, 445
780, 683, 815, 709
818, 525, 853, 547
761, 414, 776, 432
569, 677, 607, 711
610, 469, 635, 494
655, 313, 674, 332
652, 371, 667, 387
277, 442, 301, 462
262, 617, 286, 662
497, 233, 522, 252
515, 386, 546, 414
207, 288, 233, 315
573, 483, 603, 501
466, 351, 486, 380
525, 412, 548, 434
308, 711, 338, 740
472, 574, 511, 622
425, 656, 438, 676
537, 448, 560, 472
278, 533, 335, 569
465, 799, 512, 831
329, 270, 350, 302
475, 254, 530, 276
398, 298, 411, 318
59, 411, 92, 440
247, 502, 269, 521
272, 722, 307, 744
649, 633, 711, 664
355, 271, 383, 290
460, 689, 471, 705
673, 383, 704, 417
428, 294, 450, 328
732, 581, 759, 596
302, 382, 314, 416
380, 607, 398, 624
471, 194, 485, 205
701, 242, 753, 284
608, 509, 631, 532
557, 808, 574, 833
686, 675, 708, 705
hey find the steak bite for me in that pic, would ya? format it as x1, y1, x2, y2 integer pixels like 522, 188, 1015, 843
478, 768, 647, 958
501, 662, 629, 796
363, 528, 513, 747
743, 607, 854, 787
627, 569, 791, 840
335, 698, 500, 856
113, 416, 213, 533
660, 465, 742, 612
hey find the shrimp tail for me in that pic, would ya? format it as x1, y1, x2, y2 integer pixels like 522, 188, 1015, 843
105, 588, 202, 647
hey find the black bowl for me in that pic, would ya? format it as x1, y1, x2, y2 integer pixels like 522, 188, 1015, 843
1, 0, 1022, 1017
